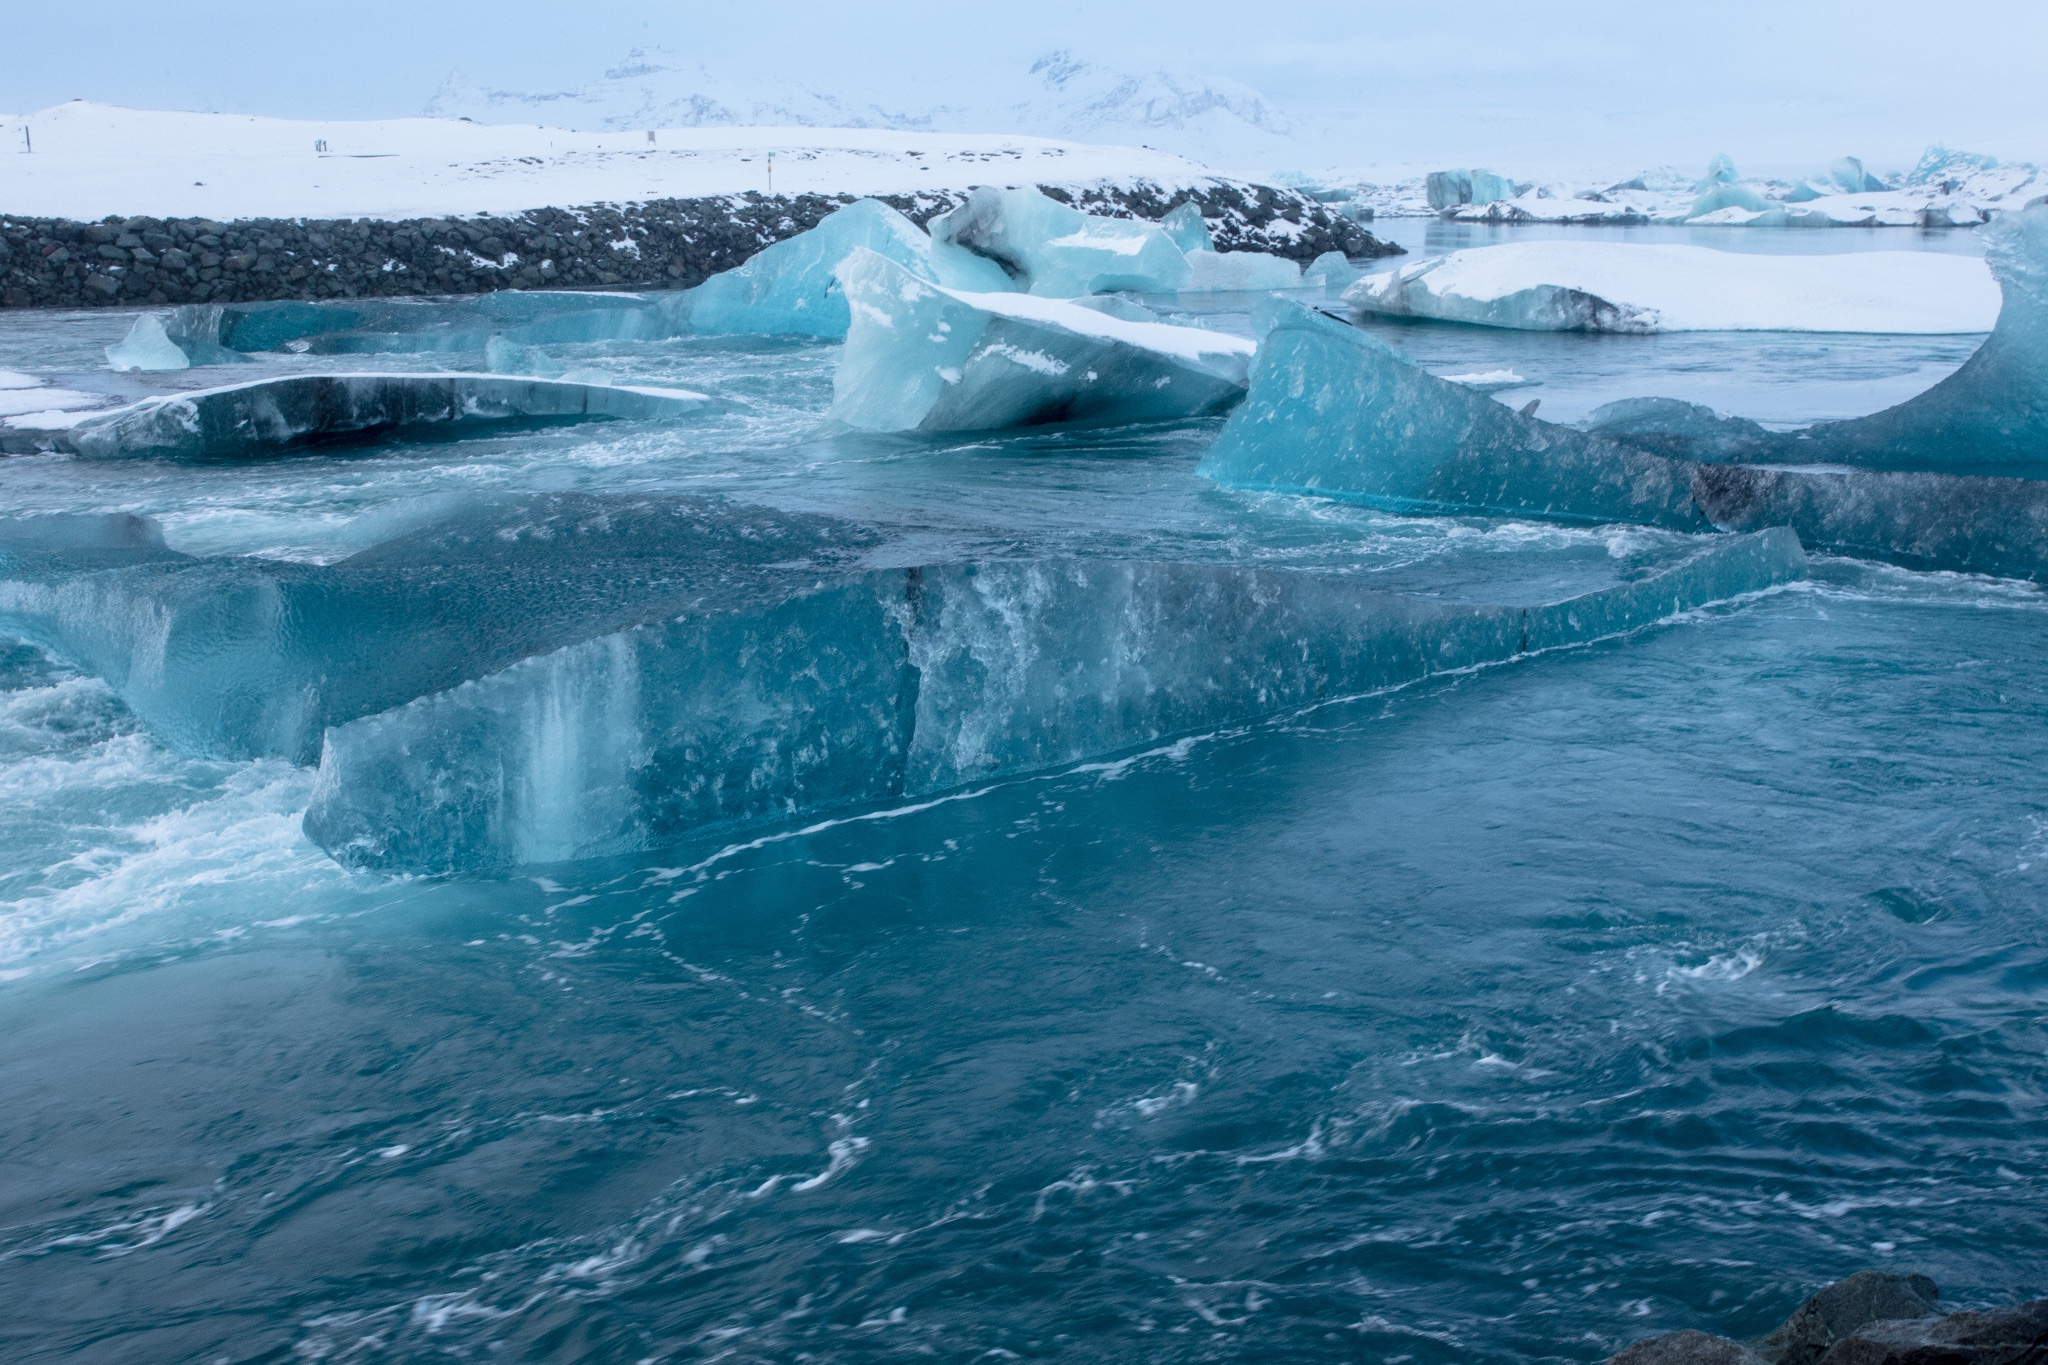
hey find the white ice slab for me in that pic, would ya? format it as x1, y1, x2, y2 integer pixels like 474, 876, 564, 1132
1347, 243, 2000, 334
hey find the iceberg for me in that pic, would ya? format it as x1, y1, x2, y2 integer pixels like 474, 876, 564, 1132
1344, 242, 1998, 334
1828, 156, 1891, 194
1426, 169, 1516, 212
829, 248, 1252, 433
104, 314, 192, 372
166, 289, 683, 359
1199, 294, 2048, 579
1181, 250, 1303, 292
1301, 251, 1363, 290
681, 197, 956, 338
303, 532, 1805, 873
1160, 201, 1215, 254
0, 494, 882, 763
1585, 208, 2048, 478
927, 186, 1192, 297
63, 372, 716, 461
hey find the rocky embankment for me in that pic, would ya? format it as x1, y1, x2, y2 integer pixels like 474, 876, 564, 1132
1609, 1271, 2048, 1365
0, 182, 1395, 310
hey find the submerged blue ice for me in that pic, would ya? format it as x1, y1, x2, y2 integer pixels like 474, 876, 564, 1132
303, 529, 1804, 873
62, 373, 715, 460
830, 249, 1252, 432
0, 495, 882, 764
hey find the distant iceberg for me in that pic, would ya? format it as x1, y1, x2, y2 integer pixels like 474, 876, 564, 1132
1345, 242, 1999, 334
303, 533, 1804, 873
829, 249, 1251, 433
64, 373, 716, 461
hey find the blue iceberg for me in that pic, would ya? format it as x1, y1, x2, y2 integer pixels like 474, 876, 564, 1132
303, 531, 1805, 873
1160, 201, 1215, 254
928, 187, 1191, 297
681, 198, 956, 339
63, 372, 716, 461
0, 494, 883, 763
830, 249, 1252, 433
1198, 285, 2048, 581
1301, 251, 1364, 290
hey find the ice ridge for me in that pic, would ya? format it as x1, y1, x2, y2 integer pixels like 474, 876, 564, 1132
302, 531, 1805, 874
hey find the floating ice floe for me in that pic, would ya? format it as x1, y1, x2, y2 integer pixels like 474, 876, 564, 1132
928, 186, 1192, 297
1345, 242, 2000, 334
1301, 252, 1363, 290
104, 315, 193, 372
62, 373, 716, 461
1442, 369, 1532, 393
302, 529, 1804, 873
1181, 249, 1303, 292
0, 370, 118, 451
0, 494, 881, 763
830, 248, 1253, 432
1200, 210, 2048, 579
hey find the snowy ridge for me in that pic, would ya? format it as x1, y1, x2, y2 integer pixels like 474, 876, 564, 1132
0, 101, 1230, 222
424, 47, 1303, 176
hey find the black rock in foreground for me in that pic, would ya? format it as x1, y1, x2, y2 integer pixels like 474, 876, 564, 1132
1608, 1272, 2048, 1365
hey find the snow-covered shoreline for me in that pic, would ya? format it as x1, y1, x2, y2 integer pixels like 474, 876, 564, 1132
0, 102, 1234, 222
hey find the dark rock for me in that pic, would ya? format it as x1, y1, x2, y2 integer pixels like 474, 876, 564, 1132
1760, 1273, 1944, 1365
1817, 1299, 2048, 1365
1610, 1330, 1772, 1365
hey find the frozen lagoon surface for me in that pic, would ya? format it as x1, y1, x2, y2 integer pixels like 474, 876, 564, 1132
3, 224, 2047, 1363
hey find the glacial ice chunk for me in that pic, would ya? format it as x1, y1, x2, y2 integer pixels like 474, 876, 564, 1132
104, 314, 192, 372
1426, 169, 1516, 212
1181, 250, 1303, 292
1907, 145, 2000, 186
1198, 297, 2048, 579
1344, 242, 1997, 334
0, 494, 882, 762
1697, 154, 1740, 188
928, 186, 1191, 297
682, 198, 943, 339
302, 533, 1805, 873
64, 372, 716, 460
1828, 156, 1890, 194
1160, 201, 1215, 254
164, 290, 685, 360
829, 248, 1251, 433
483, 335, 566, 378
1586, 207, 2048, 478
1688, 183, 1775, 218
1301, 252, 1363, 290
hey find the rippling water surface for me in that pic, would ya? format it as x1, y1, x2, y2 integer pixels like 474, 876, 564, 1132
3, 237, 2044, 1363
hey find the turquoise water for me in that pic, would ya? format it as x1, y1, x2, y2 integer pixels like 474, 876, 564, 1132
3, 242, 2045, 1361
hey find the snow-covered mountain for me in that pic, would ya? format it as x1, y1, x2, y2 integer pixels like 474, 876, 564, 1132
425, 48, 1303, 174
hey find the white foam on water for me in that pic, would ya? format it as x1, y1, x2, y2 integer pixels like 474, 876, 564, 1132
0, 674, 340, 979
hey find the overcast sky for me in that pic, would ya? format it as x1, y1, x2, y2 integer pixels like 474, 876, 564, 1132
6, 0, 2044, 173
